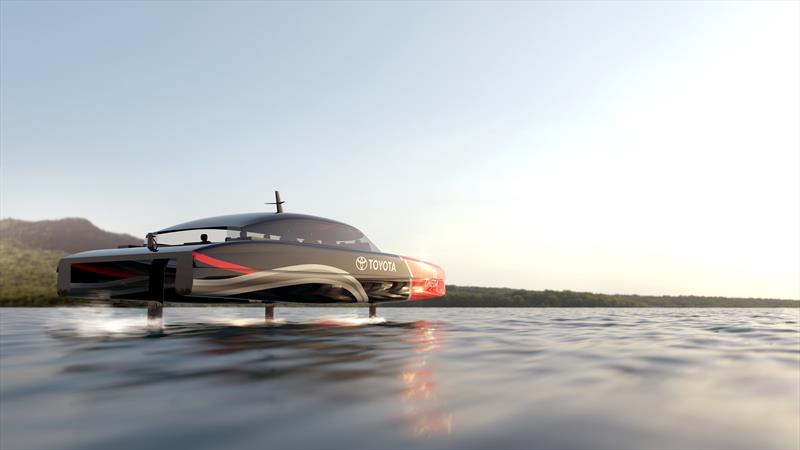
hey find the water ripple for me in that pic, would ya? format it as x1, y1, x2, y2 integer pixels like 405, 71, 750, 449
0, 307, 798, 449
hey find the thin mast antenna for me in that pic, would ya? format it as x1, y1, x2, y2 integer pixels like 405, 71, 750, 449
265, 190, 285, 213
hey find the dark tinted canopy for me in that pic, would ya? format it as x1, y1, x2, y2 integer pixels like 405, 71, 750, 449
156, 213, 319, 233
156, 213, 378, 251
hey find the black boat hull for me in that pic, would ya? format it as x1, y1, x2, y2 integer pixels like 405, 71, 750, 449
58, 240, 445, 304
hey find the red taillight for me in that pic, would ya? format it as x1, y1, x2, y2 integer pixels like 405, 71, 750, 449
402, 256, 446, 300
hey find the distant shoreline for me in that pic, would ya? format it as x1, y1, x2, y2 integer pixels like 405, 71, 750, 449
2, 218, 797, 308
1, 285, 798, 308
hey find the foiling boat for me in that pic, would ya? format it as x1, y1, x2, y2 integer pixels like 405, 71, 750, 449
57, 192, 445, 320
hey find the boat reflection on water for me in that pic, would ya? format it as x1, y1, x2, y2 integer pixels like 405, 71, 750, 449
287, 314, 454, 439
44, 307, 457, 446
304, 315, 454, 438
400, 321, 454, 438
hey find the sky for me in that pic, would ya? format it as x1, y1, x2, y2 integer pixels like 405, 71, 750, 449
1, 1, 798, 299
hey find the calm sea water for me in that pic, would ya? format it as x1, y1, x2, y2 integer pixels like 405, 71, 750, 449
1, 307, 798, 450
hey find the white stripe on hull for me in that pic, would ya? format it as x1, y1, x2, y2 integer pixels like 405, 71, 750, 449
192, 264, 369, 302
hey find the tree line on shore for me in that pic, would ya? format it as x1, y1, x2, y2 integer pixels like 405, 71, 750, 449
1, 218, 797, 307
384, 285, 799, 308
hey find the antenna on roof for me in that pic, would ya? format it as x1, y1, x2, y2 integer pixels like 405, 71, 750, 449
265, 190, 285, 213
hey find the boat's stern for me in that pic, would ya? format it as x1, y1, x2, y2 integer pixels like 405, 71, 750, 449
401, 256, 446, 301
57, 246, 197, 301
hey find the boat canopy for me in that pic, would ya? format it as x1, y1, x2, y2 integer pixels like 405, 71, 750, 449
157, 213, 326, 233
156, 213, 379, 251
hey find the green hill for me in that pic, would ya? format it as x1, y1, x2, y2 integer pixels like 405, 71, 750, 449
0, 218, 797, 307
0, 217, 140, 253
0, 218, 140, 306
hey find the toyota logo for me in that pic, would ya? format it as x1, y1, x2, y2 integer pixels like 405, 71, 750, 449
355, 256, 368, 271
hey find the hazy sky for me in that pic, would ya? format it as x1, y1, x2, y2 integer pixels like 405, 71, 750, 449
1, 1, 798, 299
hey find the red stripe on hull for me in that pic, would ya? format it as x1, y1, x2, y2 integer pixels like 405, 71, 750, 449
192, 251, 257, 275
72, 263, 139, 279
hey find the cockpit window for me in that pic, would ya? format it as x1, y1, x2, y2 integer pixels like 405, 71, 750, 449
235, 219, 380, 252
155, 229, 227, 246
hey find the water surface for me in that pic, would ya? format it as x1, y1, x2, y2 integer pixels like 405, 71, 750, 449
1, 307, 798, 449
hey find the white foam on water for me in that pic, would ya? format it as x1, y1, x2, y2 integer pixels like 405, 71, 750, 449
315, 314, 387, 326
47, 307, 389, 337
204, 317, 287, 327
49, 307, 149, 337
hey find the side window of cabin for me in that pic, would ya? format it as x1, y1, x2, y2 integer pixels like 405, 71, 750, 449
242, 220, 379, 252
157, 229, 227, 245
